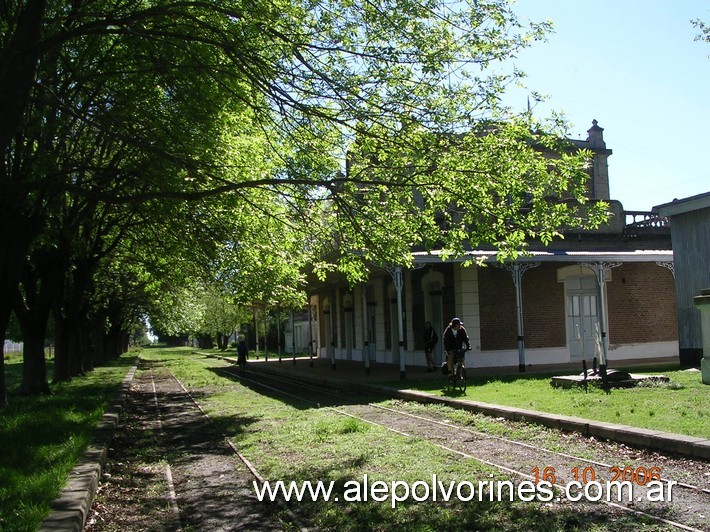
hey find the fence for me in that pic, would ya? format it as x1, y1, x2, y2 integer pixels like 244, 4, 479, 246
3, 340, 23, 353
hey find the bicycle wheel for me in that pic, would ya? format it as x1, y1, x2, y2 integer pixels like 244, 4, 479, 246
457, 366, 467, 393
447, 372, 455, 392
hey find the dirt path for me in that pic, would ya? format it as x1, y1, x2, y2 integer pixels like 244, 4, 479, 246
86, 359, 709, 531
86, 360, 285, 531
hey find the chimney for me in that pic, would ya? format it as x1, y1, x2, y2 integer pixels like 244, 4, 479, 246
585, 120, 611, 200
586, 119, 606, 150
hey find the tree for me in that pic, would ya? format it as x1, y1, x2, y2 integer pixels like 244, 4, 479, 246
1, 0, 606, 401
693, 18, 710, 44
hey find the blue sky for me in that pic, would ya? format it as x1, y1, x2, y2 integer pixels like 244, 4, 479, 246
503, 0, 709, 211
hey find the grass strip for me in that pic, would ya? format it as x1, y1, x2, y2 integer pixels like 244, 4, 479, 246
383, 365, 709, 439
147, 347, 671, 531
0, 352, 137, 532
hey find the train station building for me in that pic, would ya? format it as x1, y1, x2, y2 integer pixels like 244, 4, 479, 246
289, 122, 678, 375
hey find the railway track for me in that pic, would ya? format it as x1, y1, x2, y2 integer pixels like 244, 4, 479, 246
88, 359, 298, 531
209, 362, 709, 531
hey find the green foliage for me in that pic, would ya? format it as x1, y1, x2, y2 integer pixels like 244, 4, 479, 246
0, 355, 135, 531
314, 417, 369, 441
2, 0, 610, 368
692, 18, 710, 43
339, 118, 608, 274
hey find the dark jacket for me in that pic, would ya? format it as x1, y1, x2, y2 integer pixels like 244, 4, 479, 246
423, 327, 438, 351
443, 325, 470, 353
237, 340, 248, 357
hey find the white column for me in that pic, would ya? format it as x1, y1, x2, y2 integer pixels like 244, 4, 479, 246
693, 289, 710, 385
453, 265, 480, 364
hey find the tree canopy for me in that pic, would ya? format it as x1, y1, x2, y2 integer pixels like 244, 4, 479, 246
0, 0, 608, 402
693, 17, 710, 44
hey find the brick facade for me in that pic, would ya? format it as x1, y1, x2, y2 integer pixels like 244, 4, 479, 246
521, 265, 566, 349
478, 264, 566, 351
607, 263, 677, 344
478, 266, 517, 350
479, 262, 676, 352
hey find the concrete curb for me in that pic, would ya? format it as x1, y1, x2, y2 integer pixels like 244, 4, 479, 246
240, 358, 710, 462
39, 359, 139, 532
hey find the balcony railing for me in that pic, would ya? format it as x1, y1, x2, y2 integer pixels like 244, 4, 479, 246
623, 211, 670, 235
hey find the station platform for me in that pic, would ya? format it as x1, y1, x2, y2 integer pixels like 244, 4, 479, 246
228, 353, 680, 384
208, 353, 709, 462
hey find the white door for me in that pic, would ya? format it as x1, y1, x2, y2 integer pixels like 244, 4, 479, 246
294, 325, 303, 352
429, 291, 444, 365
566, 277, 600, 360
344, 309, 353, 360
366, 303, 377, 361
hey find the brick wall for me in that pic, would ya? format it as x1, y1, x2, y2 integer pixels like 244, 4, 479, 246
414, 261, 677, 354
521, 265, 566, 348
607, 263, 677, 344
478, 266, 517, 350
479, 264, 566, 351
479, 263, 656, 351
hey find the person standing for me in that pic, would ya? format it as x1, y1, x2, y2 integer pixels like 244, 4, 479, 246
423, 321, 438, 372
237, 336, 248, 374
443, 318, 470, 374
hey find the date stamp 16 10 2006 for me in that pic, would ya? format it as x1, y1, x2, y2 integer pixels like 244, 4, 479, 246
531, 466, 676, 503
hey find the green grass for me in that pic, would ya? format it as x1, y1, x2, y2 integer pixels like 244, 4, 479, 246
198, 347, 314, 361
3, 350, 22, 361
386, 365, 709, 439
144, 348, 672, 530
3, 347, 693, 530
0, 353, 136, 532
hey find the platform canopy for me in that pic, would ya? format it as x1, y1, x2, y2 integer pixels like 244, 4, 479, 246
411, 249, 673, 265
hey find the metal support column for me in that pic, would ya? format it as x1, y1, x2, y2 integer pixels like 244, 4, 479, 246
263, 307, 268, 362
497, 261, 540, 373
291, 309, 296, 365
583, 261, 621, 380
513, 264, 525, 373
384, 265, 406, 379
253, 306, 260, 359
277, 307, 282, 362
307, 297, 314, 368
394, 266, 405, 379
361, 283, 370, 375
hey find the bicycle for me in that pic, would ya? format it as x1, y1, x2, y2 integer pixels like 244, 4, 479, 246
447, 349, 467, 393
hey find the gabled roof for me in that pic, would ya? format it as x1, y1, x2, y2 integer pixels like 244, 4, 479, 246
654, 192, 710, 217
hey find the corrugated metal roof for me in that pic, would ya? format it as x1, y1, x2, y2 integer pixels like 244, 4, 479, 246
411, 249, 673, 264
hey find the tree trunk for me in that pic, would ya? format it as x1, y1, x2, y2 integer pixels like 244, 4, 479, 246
122, 332, 130, 354
198, 334, 213, 349
53, 310, 88, 381
0, 0, 46, 151
93, 319, 108, 365
52, 308, 72, 383
17, 312, 51, 396
59, 256, 99, 379
0, 209, 38, 404
80, 323, 94, 372
217, 332, 228, 350
14, 245, 66, 395
0, 301, 11, 406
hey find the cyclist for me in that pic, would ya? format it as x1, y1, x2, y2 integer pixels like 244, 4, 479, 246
443, 317, 470, 374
